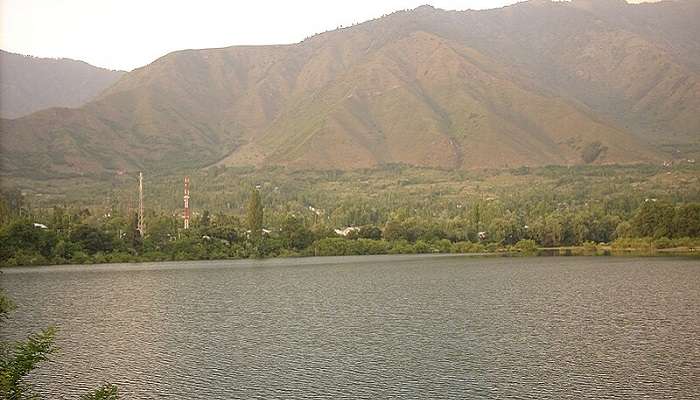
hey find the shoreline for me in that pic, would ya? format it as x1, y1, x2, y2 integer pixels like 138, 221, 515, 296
1, 247, 697, 270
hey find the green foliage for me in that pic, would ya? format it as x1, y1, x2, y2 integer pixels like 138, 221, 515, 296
0, 327, 58, 399
246, 188, 264, 253
0, 220, 57, 260
611, 237, 654, 250
453, 241, 485, 253
1, 164, 699, 266
81, 383, 119, 400
198, 210, 211, 228
612, 236, 700, 251
582, 241, 598, 253
357, 225, 382, 240
0, 291, 118, 399
279, 214, 313, 251
631, 201, 675, 238
0, 289, 59, 399
0, 291, 15, 323
674, 203, 700, 237
514, 239, 538, 254
70, 224, 114, 255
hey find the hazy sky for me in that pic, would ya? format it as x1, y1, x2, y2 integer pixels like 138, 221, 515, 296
1, 0, 662, 71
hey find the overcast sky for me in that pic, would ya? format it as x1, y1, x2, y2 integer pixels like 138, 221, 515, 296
1, 0, 662, 71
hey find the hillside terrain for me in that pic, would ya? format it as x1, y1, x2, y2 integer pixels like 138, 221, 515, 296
1, 0, 699, 179
0, 50, 124, 119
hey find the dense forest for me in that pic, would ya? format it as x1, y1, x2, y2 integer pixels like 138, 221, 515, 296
1, 164, 698, 266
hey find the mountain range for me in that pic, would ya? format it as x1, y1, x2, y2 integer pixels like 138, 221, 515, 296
0, 50, 124, 119
1, 0, 699, 179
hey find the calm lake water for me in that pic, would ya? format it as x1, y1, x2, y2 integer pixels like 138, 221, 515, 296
1, 255, 699, 399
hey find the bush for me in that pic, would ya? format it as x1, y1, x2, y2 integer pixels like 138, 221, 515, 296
312, 238, 351, 256
107, 252, 135, 263
356, 239, 390, 255
389, 240, 415, 254
277, 249, 301, 258
611, 237, 653, 250
70, 224, 114, 255
357, 226, 382, 240
582, 241, 598, 252
413, 240, 432, 254
653, 237, 673, 249
71, 251, 91, 264
514, 239, 538, 254
453, 241, 485, 253
141, 251, 168, 262
670, 237, 700, 248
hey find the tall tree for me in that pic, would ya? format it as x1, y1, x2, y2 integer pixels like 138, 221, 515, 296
246, 188, 264, 250
632, 201, 675, 238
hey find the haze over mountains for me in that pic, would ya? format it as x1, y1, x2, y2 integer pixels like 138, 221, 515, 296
0, 51, 124, 119
1, 0, 698, 178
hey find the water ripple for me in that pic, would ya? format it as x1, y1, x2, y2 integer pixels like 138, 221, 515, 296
1, 255, 698, 399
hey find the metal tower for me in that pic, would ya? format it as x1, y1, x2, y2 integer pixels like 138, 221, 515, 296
183, 176, 190, 229
137, 171, 145, 236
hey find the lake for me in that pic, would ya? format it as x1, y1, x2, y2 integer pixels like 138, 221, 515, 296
1, 255, 699, 399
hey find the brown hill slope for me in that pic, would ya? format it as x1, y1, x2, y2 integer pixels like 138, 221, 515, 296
222, 30, 656, 170
4, 0, 697, 178
0, 50, 124, 119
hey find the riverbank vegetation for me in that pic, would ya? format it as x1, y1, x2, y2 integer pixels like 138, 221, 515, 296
1, 164, 698, 267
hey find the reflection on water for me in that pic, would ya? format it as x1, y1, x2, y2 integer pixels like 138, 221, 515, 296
1, 255, 699, 399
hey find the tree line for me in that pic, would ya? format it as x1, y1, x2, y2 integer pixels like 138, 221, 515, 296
1, 186, 698, 267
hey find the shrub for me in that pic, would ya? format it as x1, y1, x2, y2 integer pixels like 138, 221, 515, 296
611, 237, 653, 250
582, 241, 597, 252
514, 239, 538, 254
389, 240, 414, 254
653, 237, 673, 249
71, 251, 91, 264
413, 240, 431, 254
453, 241, 484, 253
432, 239, 454, 253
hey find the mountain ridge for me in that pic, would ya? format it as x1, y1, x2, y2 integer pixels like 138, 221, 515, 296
2, 0, 698, 179
0, 50, 125, 119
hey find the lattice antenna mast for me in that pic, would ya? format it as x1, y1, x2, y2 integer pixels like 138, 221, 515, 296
183, 176, 190, 230
137, 171, 145, 236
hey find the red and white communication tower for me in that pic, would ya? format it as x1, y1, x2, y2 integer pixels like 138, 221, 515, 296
183, 176, 190, 229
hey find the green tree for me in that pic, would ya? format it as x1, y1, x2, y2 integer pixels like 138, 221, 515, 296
0, 220, 57, 262
631, 201, 675, 238
145, 214, 177, 250
70, 225, 114, 255
488, 213, 523, 245
279, 214, 313, 251
208, 214, 242, 244
246, 188, 264, 253
469, 202, 482, 235
357, 225, 382, 240
199, 210, 211, 229
674, 203, 700, 237
383, 220, 407, 242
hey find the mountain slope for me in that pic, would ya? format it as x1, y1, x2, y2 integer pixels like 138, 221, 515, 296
222, 30, 656, 169
4, 0, 698, 178
0, 50, 125, 119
